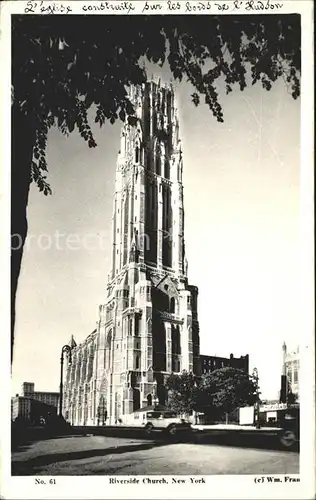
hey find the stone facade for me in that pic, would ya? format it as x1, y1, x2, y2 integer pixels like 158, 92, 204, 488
63, 81, 200, 425
282, 342, 299, 400
63, 331, 97, 426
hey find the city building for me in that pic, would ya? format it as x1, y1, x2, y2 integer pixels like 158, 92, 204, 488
11, 395, 31, 421
63, 81, 200, 426
280, 342, 299, 402
20, 381, 60, 408
200, 353, 249, 375
11, 394, 57, 423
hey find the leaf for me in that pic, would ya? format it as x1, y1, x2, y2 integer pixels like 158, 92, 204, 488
119, 109, 126, 122
191, 93, 200, 107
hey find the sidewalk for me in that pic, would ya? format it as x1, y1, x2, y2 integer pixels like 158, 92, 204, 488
192, 424, 282, 432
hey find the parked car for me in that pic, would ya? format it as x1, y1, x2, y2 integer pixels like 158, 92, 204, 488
128, 409, 192, 436
255, 403, 299, 450
277, 408, 300, 449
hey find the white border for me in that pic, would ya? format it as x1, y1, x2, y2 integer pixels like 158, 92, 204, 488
0, 1, 314, 499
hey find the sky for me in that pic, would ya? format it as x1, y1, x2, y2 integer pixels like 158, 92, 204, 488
11, 63, 300, 401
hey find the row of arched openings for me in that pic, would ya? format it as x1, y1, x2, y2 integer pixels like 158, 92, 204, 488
135, 142, 170, 179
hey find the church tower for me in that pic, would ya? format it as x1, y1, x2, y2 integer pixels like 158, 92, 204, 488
91, 81, 199, 424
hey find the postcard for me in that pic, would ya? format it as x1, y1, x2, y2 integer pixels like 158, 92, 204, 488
0, 1, 314, 498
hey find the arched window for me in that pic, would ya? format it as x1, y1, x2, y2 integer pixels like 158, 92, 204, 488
170, 297, 175, 314
147, 394, 152, 406
147, 318, 152, 334
155, 144, 161, 175
164, 158, 170, 179
106, 329, 112, 347
128, 318, 133, 336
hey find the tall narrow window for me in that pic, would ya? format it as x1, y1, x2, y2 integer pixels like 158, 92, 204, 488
128, 317, 133, 336
135, 317, 140, 336
135, 145, 139, 163
170, 297, 175, 314
162, 92, 166, 113
155, 144, 161, 175
133, 389, 140, 411
162, 186, 172, 267
171, 325, 181, 355
135, 355, 140, 370
123, 192, 129, 265
144, 94, 150, 137
164, 158, 170, 179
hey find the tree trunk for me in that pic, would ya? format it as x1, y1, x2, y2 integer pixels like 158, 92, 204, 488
11, 104, 35, 364
225, 412, 229, 425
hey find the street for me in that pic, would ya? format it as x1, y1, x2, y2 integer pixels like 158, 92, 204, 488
12, 434, 299, 476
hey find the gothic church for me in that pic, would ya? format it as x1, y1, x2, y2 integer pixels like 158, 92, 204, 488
63, 81, 200, 425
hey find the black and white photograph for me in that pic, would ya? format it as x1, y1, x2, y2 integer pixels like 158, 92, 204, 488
0, 1, 314, 499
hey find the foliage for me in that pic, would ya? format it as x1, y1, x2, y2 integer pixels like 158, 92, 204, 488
287, 391, 298, 405
12, 14, 301, 194
165, 367, 260, 418
165, 370, 199, 415
196, 367, 259, 418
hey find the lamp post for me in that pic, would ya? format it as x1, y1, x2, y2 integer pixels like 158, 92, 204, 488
59, 344, 72, 417
252, 367, 260, 428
